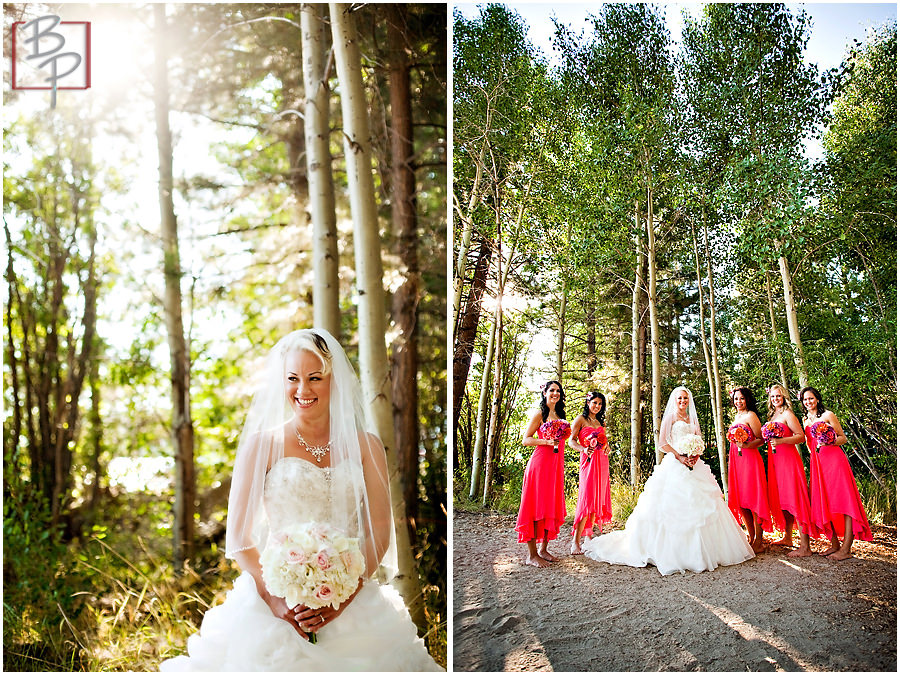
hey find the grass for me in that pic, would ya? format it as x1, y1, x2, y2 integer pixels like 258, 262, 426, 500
4, 495, 446, 671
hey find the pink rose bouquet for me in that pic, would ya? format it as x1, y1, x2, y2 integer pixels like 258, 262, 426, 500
581, 427, 607, 463
261, 522, 366, 643
809, 420, 837, 448
539, 419, 571, 452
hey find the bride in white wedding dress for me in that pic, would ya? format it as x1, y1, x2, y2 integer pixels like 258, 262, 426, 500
583, 386, 754, 575
160, 329, 441, 671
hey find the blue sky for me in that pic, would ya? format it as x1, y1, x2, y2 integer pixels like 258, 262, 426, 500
454, 2, 898, 73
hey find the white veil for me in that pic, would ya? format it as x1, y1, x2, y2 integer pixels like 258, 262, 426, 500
658, 385, 701, 451
224, 328, 398, 581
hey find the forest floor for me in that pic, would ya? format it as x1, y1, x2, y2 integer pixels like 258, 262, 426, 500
453, 510, 896, 672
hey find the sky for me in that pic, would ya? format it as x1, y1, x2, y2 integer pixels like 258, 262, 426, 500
453, 1, 897, 396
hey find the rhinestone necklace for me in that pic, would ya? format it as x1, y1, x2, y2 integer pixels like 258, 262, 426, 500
295, 427, 331, 463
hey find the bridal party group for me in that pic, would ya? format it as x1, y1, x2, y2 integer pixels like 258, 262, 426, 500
516, 381, 873, 574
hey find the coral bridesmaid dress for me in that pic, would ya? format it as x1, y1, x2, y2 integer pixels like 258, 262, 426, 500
572, 425, 612, 538
727, 428, 774, 532
764, 422, 819, 537
805, 426, 872, 541
515, 426, 567, 542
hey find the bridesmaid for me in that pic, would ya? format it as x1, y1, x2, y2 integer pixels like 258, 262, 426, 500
764, 384, 817, 557
800, 386, 873, 560
568, 392, 612, 555
727, 387, 772, 553
516, 381, 568, 567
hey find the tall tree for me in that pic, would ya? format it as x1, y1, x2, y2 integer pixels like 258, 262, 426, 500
329, 1, 420, 610
154, 3, 196, 571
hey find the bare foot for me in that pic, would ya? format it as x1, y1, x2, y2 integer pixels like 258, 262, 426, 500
539, 550, 560, 562
828, 550, 853, 561
787, 548, 813, 558
819, 545, 840, 556
525, 554, 551, 568
751, 540, 767, 554
570, 542, 584, 555
771, 537, 793, 547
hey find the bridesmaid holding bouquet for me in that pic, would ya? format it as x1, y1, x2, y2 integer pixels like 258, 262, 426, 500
727, 387, 772, 553
516, 381, 570, 567
568, 392, 612, 555
800, 386, 872, 560
762, 384, 817, 557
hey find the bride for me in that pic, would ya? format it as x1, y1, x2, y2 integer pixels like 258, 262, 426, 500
582, 386, 755, 575
161, 329, 441, 671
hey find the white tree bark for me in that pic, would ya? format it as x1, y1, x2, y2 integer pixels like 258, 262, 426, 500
702, 214, 727, 494
329, 2, 418, 606
646, 189, 662, 465
778, 252, 809, 388
630, 200, 644, 487
301, 4, 340, 337
765, 270, 790, 391
469, 308, 497, 499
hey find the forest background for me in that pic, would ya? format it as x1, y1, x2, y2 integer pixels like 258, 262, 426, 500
453, 2, 896, 534
4, 2, 446, 670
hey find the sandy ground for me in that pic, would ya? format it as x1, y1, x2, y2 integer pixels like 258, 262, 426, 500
453, 510, 896, 672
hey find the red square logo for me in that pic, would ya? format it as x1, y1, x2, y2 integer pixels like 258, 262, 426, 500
11, 17, 91, 92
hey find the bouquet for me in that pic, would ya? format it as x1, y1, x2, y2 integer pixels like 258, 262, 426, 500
261, 522, 366, 643
674, 433, 704, 458
761, 421, 788, 453
809, 420, 836, 448
539, 419, 571, 452
727, 423, 753, 456
581, 427, 607, 463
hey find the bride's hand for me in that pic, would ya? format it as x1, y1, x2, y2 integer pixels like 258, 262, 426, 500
265, 594, 312, 639
293, 580, 364, 635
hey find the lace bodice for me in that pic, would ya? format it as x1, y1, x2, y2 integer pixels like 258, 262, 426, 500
264, 457, 361, 535
670, 419, 695, 444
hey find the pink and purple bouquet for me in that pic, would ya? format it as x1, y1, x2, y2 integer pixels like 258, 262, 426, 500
539, 419, 571, 452
261, 522, 366, 642
581, 427, 607, 463
761, 421, 789, 441
809, 420, 837, 447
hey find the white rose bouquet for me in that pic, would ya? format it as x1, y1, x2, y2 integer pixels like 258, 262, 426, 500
674, 433, 704, 458
261, 522, 366, 642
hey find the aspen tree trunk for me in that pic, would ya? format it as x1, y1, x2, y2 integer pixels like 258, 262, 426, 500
469, 311, 497, 499
646, 189, 662, 464
691, 220, 727, 485
702, 213, 727, 493
154, 3, 195, 571
452, 236, 492, 457
386, 3, 421, 540
778, 252, 809, 388
585, 298, 597, 375
630, 200, 644, 487
329, 2, 419, 607
482, 308, 503, 506
453, 106, 492, 334
765, 270, 790, 391
301, 3, 340, 337
556, 285, 567, 382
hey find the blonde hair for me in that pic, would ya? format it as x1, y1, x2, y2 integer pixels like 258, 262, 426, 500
766, 383, 791, 419
278, 329, 333, 375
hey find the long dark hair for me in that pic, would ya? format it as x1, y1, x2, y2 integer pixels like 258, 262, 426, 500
799, 386, 826, 417
582, 391, 606, 425
731, 387, 760, 417
540, 380, 566, 422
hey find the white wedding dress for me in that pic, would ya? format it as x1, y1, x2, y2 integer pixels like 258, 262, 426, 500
583, 421, 754, 575
160, 457, 442, 672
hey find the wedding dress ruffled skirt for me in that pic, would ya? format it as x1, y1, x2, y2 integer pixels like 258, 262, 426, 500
160, 572, 440, 672
583, 454, 755, 575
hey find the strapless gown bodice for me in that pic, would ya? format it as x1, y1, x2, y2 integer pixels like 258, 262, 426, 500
264, 458, 361, 536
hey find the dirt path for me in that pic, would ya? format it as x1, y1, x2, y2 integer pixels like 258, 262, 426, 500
453, 510, 896, 672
